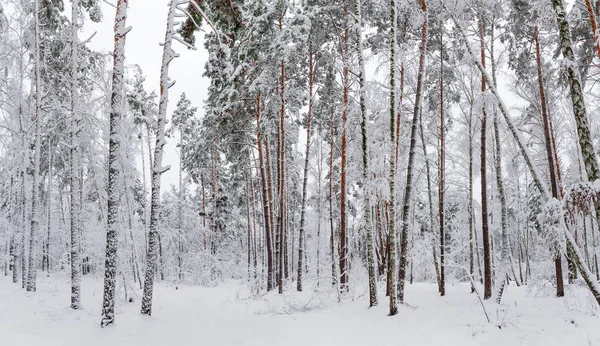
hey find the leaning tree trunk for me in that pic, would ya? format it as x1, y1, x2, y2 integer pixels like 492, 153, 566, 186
141, 0, 177, 316
26, 0, 43, 293
101, 0, 130, 328
397, 0, 428, 305
355, 0, 377, 307
70, 0, 83, 309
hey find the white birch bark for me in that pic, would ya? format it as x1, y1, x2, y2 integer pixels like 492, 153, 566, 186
70, 0, 82, 310
26, 0, 43, 292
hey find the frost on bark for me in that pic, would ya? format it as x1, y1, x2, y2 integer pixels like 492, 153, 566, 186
70, 0, 82, 310
141, 0, 178, 315
354, 0, 377, 307
101, 0, 129, 327
26, 0, 43, 293
387, 0, 398, 316
397, 0, 428, 305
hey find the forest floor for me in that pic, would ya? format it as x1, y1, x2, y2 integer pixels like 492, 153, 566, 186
1, 274, 599, 345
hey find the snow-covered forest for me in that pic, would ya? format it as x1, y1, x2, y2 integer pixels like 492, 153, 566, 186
1, 0, 600, 344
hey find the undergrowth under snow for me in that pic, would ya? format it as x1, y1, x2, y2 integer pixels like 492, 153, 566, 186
1, 275, 598, 345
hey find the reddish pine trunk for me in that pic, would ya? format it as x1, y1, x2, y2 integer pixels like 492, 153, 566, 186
256, 93, 274, 291
534, 24, 565, 296
478, 8, 492, 300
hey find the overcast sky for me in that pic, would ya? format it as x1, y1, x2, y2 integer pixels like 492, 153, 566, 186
82, 0, 209, 189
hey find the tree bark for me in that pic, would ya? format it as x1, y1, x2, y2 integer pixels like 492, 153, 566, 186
26, 0, 43, 293
478, 7, 492, 300
388, 0, 398, 315
141, 0, 177, 316
70, 0, 82, 309
101, 0, 129, 327
355, 0, 377, 307
397, 0, 428, 305
534, 23, 564, 297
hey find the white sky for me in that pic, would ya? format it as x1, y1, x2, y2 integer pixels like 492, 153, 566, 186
82, 0, 209, 189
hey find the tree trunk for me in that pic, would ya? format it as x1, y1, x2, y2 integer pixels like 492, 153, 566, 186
387, 0, 398, 315
339, 0, 350, 292
438, 31, 445, 297
297, 48, 315, 292
534, 23, 565, 297
70, 0, 82, 309
478, 7, 492, 300
141, 0, 177, 316
277, 25, 286, 293
329, 107, 337, 288
256, 93, 274, 291
101, 0, 129, 327
397, 0, 428, 305
26, 0, 43, 293
355, 0, 377, 307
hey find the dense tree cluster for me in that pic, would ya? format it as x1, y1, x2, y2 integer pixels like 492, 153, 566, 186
2, 0, 600, 324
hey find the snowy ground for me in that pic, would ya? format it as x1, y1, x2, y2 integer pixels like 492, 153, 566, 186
1, 274, 599, 346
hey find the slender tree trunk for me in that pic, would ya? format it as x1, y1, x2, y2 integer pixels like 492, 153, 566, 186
478, 7, 492, 300
387, 0, 398, 315
101, 0, 130, 327
329, 107, 337, 287
534, 23, 564, 297
26, 0, 43, 293
297, 49, 315, 292
277, 26, 286, 293
141, 0, 177, 316
45, 145, 52, 273
339, 0, 350, 292
491, 20, 515, 303
439, 31, 446, 297
256, 93, 274, 291
468, 103, 475, 293
419, 108, 440, 291
70, 0, 83, 309
355, 0, 377, 306
397, 0, 428, 305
